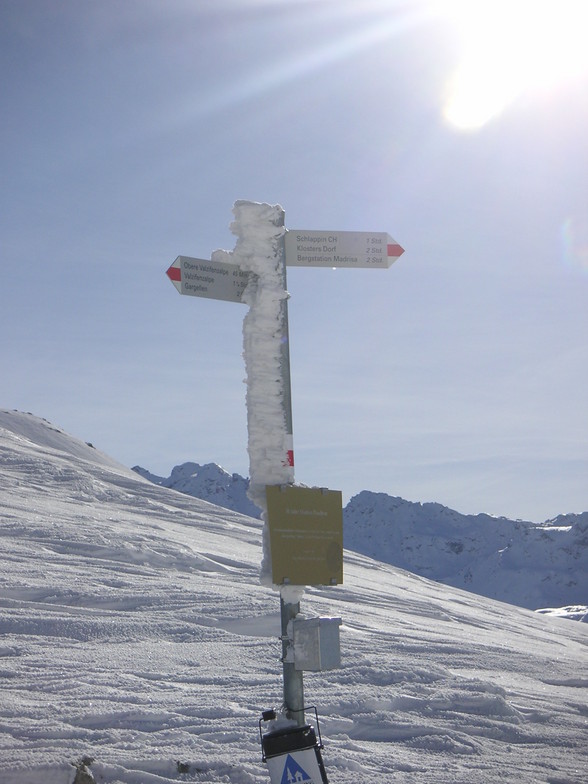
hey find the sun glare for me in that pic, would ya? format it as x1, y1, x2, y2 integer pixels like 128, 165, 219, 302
441, 0, 588, 130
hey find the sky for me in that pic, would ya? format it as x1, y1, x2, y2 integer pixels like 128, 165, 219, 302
1, 0, 587, 523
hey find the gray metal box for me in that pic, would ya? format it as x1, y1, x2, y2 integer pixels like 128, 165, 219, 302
292, 616, 342, 672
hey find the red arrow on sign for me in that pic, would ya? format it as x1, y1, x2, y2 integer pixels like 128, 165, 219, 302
387, 243, 404, 259
166, 264, 181, 282
165, 256, 251, 304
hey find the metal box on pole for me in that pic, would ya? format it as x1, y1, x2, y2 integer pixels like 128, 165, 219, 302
292, 616, 342, 672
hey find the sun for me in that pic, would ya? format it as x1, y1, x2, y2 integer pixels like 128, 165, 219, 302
440, 0, 588, 130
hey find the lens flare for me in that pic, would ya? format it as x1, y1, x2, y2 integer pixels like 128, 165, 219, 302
562, 216, 588, 275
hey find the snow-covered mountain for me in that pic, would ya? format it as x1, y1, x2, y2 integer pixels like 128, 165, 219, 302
345, 491, 588, 613
133, 463, 260, 519
1, 409, 588, 784
133, 462, 587, 614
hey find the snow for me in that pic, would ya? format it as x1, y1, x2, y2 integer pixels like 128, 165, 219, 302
536, 606, 588, 623
132, 463, 259, 521
132, 466, 587, 615
1, 409, 587, 783
211, 201, 293, 506
211, 202, 294, 588
344, 491, 588, 612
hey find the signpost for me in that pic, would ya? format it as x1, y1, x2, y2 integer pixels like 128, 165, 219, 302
166, 255, 251, 303
285, 229, 404, 268
165, 202, 404, 753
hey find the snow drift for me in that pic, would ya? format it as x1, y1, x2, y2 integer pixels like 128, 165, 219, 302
1, 410, 587, 784
133, 463, 587, 614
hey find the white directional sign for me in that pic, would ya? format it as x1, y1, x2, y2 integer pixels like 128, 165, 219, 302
166, 255, 251, 303
285, 229, 404, 269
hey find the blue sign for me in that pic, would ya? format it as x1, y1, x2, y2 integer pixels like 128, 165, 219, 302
280, 754, 313, 784
265, 744, 324, 784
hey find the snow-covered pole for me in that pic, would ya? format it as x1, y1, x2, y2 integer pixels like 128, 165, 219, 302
169, 201, 403, 738
212, 200, 304, 724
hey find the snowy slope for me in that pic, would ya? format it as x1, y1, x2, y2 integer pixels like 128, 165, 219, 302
1, 410, 587, 784
134, 461, 587, 613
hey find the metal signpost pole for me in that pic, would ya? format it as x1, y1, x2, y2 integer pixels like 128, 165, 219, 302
165, 200, 405, 742
272, 218, 305, 725
280, 594, 304, 723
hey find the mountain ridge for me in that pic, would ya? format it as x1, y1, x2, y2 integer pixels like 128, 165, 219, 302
133, 460, 587, 614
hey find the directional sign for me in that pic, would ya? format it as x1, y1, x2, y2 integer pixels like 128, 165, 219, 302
166, 255, 251, 304
285, 229, 404, 268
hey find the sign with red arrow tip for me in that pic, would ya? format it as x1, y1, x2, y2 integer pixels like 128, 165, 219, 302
166, 255, 251, 304
285, 230, 404, 268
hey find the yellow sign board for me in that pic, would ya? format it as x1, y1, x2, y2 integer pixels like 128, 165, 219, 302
266, 485, 343, 586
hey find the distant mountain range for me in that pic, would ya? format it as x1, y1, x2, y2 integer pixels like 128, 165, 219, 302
133, 462, 261, 518
133, 461, 587, 616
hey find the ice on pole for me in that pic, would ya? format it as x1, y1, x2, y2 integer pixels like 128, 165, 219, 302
212, 201, 294, 584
